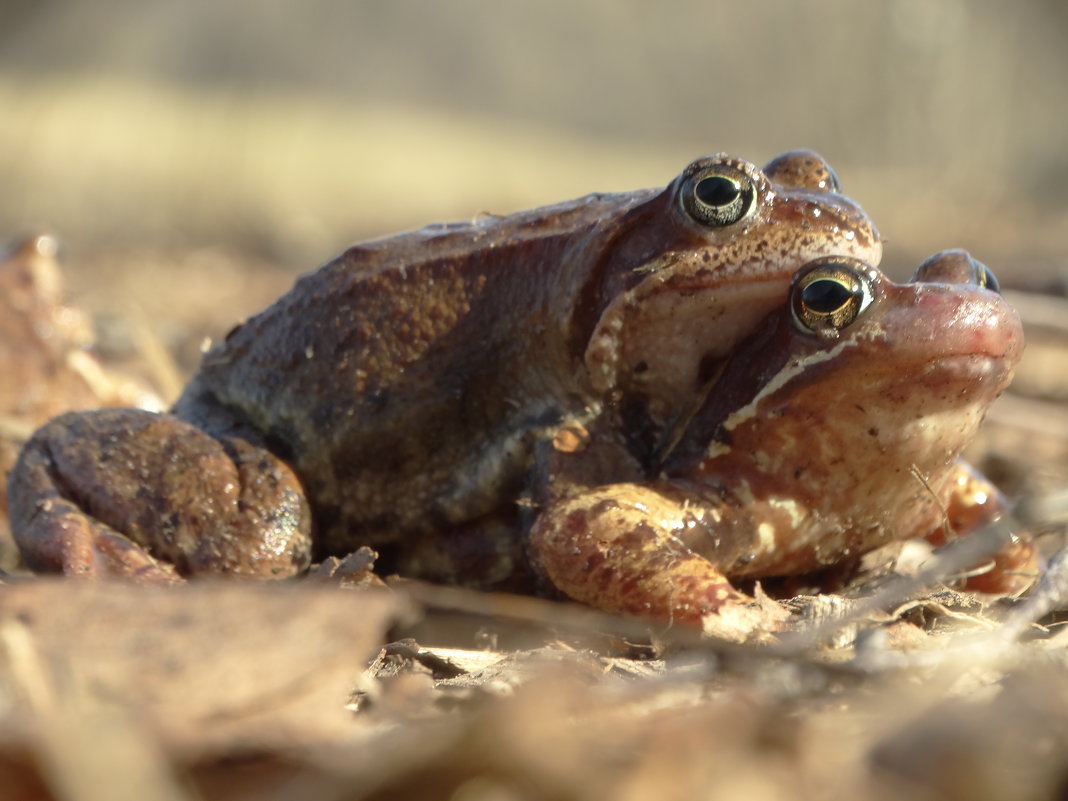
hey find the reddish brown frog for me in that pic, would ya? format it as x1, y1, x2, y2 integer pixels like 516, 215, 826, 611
9, 152, 889, 605
531, 250, 1037, 633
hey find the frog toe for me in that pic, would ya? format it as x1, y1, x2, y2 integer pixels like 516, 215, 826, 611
7, 408, 313, 579
529, 486, 767, 632
14, 485, 183, 582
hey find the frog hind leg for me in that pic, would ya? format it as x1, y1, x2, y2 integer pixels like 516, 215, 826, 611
386, 510, 540, 595
7, 408, 312, 581
528, 484, 783, 636
926, 460, 1040, 595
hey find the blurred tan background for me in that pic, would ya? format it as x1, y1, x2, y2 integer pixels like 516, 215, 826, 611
1, 0, 1066, 373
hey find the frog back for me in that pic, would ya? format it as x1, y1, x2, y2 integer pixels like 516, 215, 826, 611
175, 192, 647, 551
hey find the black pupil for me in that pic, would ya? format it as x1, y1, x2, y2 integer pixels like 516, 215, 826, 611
802, 279, 855, 313
695, 175, 740, 208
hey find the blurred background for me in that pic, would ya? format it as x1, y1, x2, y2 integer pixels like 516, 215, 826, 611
2, 10, 1067, 795
0, 0, 1066, 371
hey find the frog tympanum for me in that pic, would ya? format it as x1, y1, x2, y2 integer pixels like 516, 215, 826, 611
7, 152, 1033, 631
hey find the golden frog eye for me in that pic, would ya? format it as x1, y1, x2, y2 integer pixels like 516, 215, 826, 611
680, 165, 757, 227
792, 261, 874, 336
822, 164, 842, 193
978, 263, 1000, 293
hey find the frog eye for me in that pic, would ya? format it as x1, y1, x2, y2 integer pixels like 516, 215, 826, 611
792, 262, 874, 336
763, 150, 842, 193
821, 165, 842, 193
680, 165, 757, 228
910, 250, 1002, 293
977, 263, 1000, 293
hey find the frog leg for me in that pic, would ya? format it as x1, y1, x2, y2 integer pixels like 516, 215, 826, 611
8, 408, 312, 580
924, 460, 1040, 595
528, 484, 779, 635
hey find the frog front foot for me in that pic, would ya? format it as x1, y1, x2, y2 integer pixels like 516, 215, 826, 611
528, 484, 789, 638
8, 408, 313, 580
529, 475, 1040, 639
927, 461, 1041, 596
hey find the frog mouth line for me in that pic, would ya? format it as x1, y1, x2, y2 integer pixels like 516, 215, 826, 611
913, 352, 1018, 393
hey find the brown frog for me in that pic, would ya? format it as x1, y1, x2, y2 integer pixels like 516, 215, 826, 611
531, 250, 1037, 631
0, 234, 159, 565
10, 152, 886, 607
